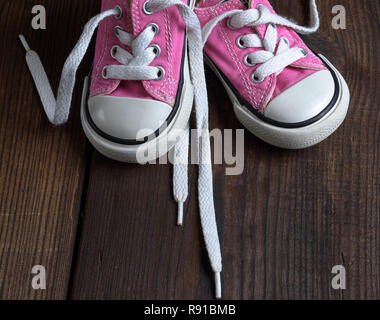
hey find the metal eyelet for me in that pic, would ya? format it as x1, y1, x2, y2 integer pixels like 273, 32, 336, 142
102, 66, 109, 79
300, 48, 308, 57
114, 26, 123, 36
114, 5, 123, 19
150, 44, 161, 58
236, 35, 246, 49
142, 1, 153, 15
227, 18, 238, 30
156, 66, 165, 80
244, 55, 255, 67
251, 72, 264, 83
147, 23, 159, 35
279, 36, 289, 46
110, 45, 118, 59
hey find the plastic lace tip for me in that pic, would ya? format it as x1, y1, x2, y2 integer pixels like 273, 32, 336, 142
18, 35, 31, 52
177, 202, 184, 226
215, 272, 222, 299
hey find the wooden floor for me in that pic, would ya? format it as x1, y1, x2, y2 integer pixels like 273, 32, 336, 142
0, 0, 379, 300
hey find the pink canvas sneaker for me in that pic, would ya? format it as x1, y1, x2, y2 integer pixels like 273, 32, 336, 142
20, 0, 222, 298
21, 0, 195, 163
196, 0, 350, 149
81, 0, 195, 163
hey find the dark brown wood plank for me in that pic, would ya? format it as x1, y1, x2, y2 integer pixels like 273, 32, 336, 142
70, 0, 379, 299
0, 1, 98, 299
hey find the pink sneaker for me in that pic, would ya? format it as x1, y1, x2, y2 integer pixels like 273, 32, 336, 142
20, 0, 222, 298
81, 0, 194, 163
196, 0, 350, 149
20, 0, 198, 163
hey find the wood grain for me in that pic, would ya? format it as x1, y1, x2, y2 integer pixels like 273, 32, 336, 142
0, 1, 98, 299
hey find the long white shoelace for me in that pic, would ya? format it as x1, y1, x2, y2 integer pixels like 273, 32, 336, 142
20, 0, 222, 298
202, 0, 319, 82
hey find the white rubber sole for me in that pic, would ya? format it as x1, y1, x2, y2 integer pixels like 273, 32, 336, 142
81, 48, 194, 163
206, 54, 350, 149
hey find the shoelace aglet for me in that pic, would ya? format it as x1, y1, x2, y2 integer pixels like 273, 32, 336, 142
19, 34, 31, 52
215, 272, 222, 299
177, 202, 184, 226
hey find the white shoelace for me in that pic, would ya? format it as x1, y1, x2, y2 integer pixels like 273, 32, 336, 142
20, 0, 222, 298
202, 0, 319, 82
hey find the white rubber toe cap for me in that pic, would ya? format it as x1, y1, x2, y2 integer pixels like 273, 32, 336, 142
88, 95, 172, 141
264, 70, 336, 124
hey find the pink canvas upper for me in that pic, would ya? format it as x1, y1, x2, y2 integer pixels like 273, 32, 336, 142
195, 0, 327, 113
90, 0, 187, 107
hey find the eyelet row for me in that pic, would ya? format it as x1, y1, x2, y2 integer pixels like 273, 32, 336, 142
234, 37, 307, 85
103, 4, 163, 81
236, 35, 263, 83
226, 4, 263, 84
